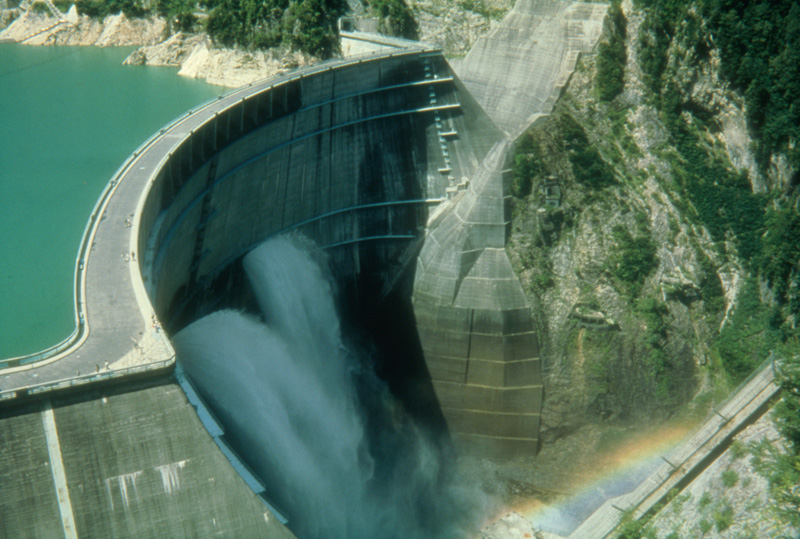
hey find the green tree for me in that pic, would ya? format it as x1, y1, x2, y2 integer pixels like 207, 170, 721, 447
205, 1, 241, 47
560, 115, 616, 189
368, 0, 418, 40
596, 0, 627, 101
705, 0, 800, 171
751, 353, 800, 529
156, 0, 197, 32
760, 199, 800, 306
511, 133, 538, 198
205, 0, 345, 56
610, 225, 658, 296
286, 0, 344, 57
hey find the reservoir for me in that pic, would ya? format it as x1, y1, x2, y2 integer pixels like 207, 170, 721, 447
0, 44, 221, 358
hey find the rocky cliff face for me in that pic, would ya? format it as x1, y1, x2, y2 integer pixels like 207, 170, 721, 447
0, 7, 18, 31
123, 33, 311, 88
482, 0, 799, 535
0, 11, 165, 46
507, 0, 790, 444
410, 0, 513, 57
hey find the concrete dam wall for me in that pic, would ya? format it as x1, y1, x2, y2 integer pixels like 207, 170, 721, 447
137, 45, 540, 460
0, 378, 295, 538
138, 48, 501, 333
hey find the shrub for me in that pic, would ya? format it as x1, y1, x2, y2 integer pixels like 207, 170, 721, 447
530, 268, 555, 295
610, 225, 658, 296
721, 469, 738, 488
615, 513, 656, 539
730, 440, 748, 460
713, 503, 734, 532
560, 115, 616, 189
369, 0, 418, 40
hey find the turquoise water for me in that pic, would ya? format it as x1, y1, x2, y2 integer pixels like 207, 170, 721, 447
0, 44, 222, 358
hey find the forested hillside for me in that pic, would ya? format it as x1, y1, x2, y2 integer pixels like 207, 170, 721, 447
70, 0, 416, 57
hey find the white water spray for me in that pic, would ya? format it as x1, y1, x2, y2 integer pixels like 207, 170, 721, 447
174, 235, 485, 538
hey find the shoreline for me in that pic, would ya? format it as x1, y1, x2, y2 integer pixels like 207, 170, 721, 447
0, 9, 311, 88
0, 0, 507, 88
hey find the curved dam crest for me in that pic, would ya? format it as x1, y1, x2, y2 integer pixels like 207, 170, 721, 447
0, 1, 609, 536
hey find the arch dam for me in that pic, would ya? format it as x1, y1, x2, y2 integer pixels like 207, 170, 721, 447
0, 1, 607, 536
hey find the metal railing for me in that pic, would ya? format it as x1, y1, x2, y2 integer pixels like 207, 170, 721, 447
0, 357, 174, 402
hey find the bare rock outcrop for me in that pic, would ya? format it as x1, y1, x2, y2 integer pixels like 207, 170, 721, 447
0, 8, 19, 32
0, 10, 59, 42
412, 0, 512, 58
125, 35, 313, 88
0, 10, 165, 46
123, 32, 205, 67
506, 0, 747, 442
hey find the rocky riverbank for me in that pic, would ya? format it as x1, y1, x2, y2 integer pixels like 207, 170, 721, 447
123, 32, 312, 88
0, 9, 308, 87
119, 0, 512, 87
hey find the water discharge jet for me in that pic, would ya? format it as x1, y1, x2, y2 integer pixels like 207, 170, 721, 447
174, 235, 489, 538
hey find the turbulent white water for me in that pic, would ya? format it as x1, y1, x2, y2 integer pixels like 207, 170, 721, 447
174, 235, 484, 538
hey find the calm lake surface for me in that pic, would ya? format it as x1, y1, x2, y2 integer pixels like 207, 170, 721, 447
0, 44, 222, 358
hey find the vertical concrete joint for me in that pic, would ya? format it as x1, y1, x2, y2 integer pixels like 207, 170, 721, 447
41, 400, 78, 539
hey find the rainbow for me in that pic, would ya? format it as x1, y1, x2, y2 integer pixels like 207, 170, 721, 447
521, 424, 694, 535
